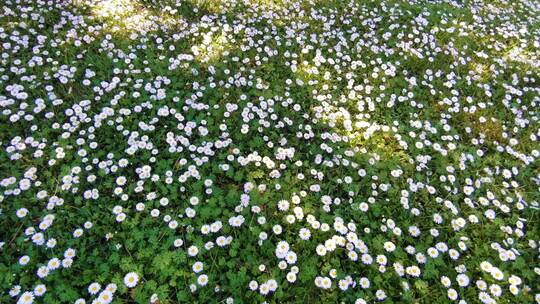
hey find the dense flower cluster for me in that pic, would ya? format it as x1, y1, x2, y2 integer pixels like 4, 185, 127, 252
0, 0, 539, 303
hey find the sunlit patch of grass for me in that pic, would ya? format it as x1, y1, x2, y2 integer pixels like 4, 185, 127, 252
91, 0, 149, 29
176, 0, 254, 17
184, 0, 235, 15
504, 46, 540, 70
350, 129, 413, 165
458, 110, 505, 143
191, 31, 234, 64
243, 0, 293, 10
89, 0, 184, 35
469, 61, 496, 82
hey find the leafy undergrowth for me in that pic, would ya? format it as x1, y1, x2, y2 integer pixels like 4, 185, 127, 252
0, 0, 539, 303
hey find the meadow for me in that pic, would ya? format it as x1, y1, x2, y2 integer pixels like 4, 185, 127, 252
0, 0, 539, 303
